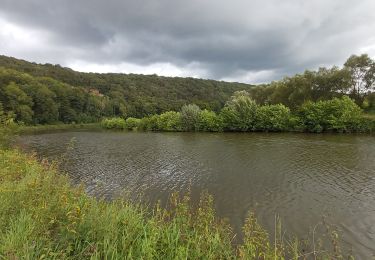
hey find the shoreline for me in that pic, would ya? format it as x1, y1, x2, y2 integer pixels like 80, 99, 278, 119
17, 123, 101, 134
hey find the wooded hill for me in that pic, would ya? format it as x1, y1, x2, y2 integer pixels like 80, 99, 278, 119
0, 55, 253, 124
0, 54, 374, 125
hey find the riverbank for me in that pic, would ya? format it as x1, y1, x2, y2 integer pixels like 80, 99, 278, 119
17, 123, 101, 134
101, 97, 375, 134
0, 147, 351, 259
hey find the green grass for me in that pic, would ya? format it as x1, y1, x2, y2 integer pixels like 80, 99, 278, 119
0, 148, 353, 259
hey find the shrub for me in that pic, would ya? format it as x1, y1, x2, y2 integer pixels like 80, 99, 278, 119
180, 104, 201, 131
101, 117, 126, 129
255, 104, 291, 132
220, 91, 258, 131
157, 111, 182, 131
299, 96, 363, 132
138, 115, 160, 131
0, 103, 18, 148
124, 117, 141, 130
196, 110, 223, 132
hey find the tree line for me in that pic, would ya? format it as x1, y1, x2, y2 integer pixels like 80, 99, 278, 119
248, 54, 375, 111
102, 91, 373, 133
0, 67, 126, 124
0, 55, 253, 120
0, 54, 374, 126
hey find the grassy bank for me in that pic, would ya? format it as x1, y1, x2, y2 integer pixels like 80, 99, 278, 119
18, 123, 101, 134
0, 147, 352, 259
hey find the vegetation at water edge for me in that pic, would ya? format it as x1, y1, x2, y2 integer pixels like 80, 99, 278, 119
0, 149, 352, 259
0, 109, 353, 259
102, 94, 374, 133
0, 53, 375, 127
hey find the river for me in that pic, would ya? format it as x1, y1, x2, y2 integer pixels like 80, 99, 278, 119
18, 130, 375, 258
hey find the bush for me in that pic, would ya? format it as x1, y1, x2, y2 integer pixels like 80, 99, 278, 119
101, 117, 126, 129
362, 93, 375, 112
157, 111, 182, 131
255, 104, 292, 132
100, 97, 371, 134
196, 110, 223, 132
180, 104, 201, 131
220, 91, 258, 131
138, 115, 160, 131
124, 117, 141, 130
299, 96, 363, 132
0, 104, 18, 148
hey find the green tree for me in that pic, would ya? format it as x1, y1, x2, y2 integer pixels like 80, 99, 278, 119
196, 110, 223, 132
124, 117, 140, 130
180, 104, 201, 131
255, 104, 291, 132
2, 82, 33, 124
138, 115, 160, 131
344, 54, 375, 103
0, 102, 18, 148
157, 111, 182, 131
299, 96, 363, 133
26, 85, 59, 124
220, 91, 258, 131
362, 92, 375, 112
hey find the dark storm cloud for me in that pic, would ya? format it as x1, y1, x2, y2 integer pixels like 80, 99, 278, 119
0, 0, 375, 83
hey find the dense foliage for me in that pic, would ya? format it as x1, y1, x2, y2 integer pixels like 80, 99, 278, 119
298, 96, 364, 133
248, 54, 375, 111
0, 149, 351, 259
102, 93, 372, 133
0, 55, 253, 121
1, 54, 374, 127
220, 90, 258, 131
0, 68, 122, 124
0, 103, 18, 148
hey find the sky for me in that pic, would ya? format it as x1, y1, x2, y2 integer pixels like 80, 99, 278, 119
0, 0, 375, 84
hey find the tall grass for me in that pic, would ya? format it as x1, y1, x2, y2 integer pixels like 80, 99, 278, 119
0, 149, 353, 259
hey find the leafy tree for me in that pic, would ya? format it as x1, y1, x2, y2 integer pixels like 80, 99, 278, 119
196, 110, 223, 132
138, 115, 160, 131
26, 85, 59, 124
362, 92, 375, 112
344, 54, 375, 103
124, 117, 140, 130
157, 111, 182, 131
311, 67, 351, 99
0, 102, 18, 148
220, 91, 258, 131
299, 96, 363, 132
180, 104, 201, 131
255, 104, 291, 131
0, 55, 254, 119
1, 82, 33, 124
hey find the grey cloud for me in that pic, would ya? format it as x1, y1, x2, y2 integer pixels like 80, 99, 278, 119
0, 0, 374, 83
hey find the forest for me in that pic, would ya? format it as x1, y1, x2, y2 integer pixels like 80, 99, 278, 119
0, 55, 252, 123
0, 54, 374, 126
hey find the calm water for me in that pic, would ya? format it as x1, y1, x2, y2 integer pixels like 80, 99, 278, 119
18, 131, 375, 258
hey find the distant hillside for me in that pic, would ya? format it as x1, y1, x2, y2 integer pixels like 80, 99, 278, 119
0, 55, 254, 118
2, 54, 374, 125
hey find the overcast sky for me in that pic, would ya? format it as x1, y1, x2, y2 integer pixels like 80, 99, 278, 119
1, 0, 375, 83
